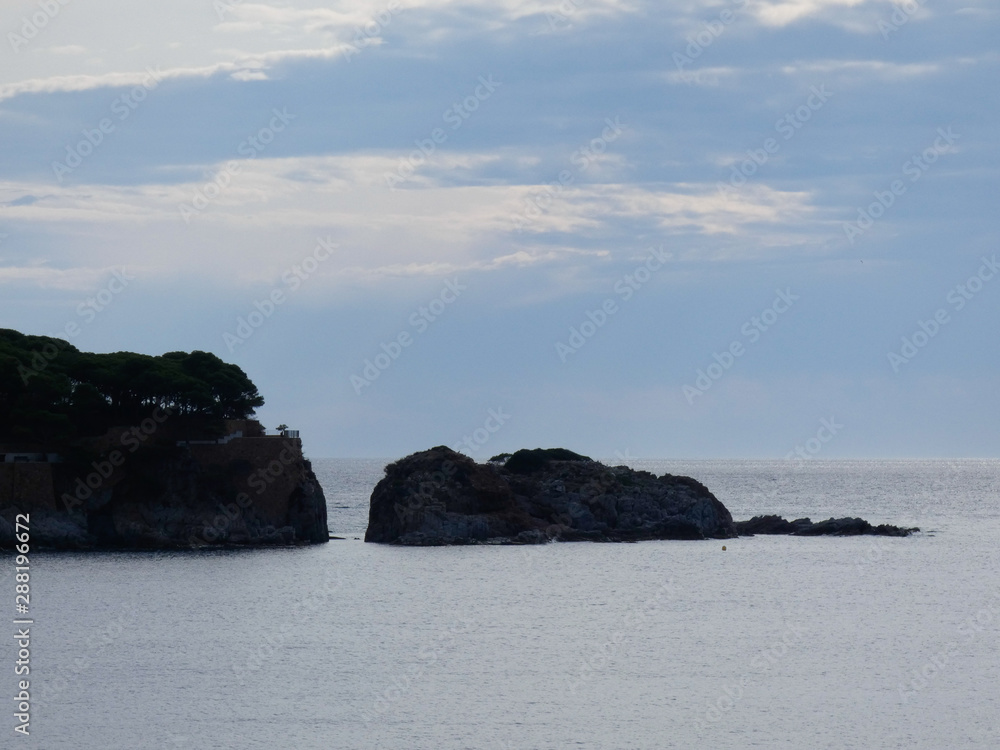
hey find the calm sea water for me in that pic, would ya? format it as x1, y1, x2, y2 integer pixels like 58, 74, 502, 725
9, 459, 1000, 749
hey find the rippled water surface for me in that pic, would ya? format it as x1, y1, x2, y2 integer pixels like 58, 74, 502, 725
11, 459, 1000, 749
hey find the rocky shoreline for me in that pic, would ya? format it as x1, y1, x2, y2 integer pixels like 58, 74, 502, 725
365, 447, 919, 545
735, 514, 919, 537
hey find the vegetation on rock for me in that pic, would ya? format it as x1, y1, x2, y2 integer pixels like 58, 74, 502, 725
502, 448, 592, 474
0, 328, 264, 445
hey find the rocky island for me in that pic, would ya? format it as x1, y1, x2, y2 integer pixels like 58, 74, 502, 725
365, 447, 918, 545
0, 328, 328, 550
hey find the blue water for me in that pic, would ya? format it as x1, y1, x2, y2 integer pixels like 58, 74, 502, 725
7, 459, 1000, 749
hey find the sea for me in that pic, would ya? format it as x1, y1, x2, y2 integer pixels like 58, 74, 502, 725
8, 458, 1000, 749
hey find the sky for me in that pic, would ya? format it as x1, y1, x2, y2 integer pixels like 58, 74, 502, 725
1, 0, 997, 459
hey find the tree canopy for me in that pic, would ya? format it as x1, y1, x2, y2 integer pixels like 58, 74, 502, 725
0, 328, 264, 444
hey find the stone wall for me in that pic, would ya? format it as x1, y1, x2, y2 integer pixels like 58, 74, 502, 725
186, 437, 308, 528
0, 464, 57, 511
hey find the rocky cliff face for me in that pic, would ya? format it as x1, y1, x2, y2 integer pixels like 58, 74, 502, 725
365, 447, 736, 544
0, 430, 328, 550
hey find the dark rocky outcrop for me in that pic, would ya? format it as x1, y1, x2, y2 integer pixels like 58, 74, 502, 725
735, 514, 918, 537
365, 447, 736, 545
366, 447, 922, 546
502, 448, 592, 475
0, 423, 328, 550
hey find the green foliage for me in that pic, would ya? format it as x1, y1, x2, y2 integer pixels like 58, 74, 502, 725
0, 328, 264, 445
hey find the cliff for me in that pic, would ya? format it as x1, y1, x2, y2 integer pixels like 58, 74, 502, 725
365, 447, 736, 544
0, 421, 328, 550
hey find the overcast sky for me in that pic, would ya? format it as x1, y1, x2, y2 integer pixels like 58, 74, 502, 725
1, 0, 997, 458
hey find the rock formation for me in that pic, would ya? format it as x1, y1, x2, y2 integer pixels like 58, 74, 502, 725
365, 447, 737, 544
734, 515, 918, 537
0, 422, 328, 550
365, 447, 919, 545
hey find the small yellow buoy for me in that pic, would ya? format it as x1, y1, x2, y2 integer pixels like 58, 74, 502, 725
722, 545, 727, 551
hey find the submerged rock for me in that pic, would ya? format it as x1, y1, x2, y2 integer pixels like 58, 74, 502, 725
365, 447, 736, 545
735, 514, 918, 537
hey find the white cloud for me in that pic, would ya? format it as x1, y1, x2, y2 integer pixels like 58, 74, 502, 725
1, 0, 642, 91
230, 69, 271, 81
215, 3, 376, 33
667, 57, 946, 87
0, 47, 349, 102
0, 264, 111, 290
47, 45, 88, 55
782, 58, 942, 78
751, 0, 871, 27
665, 66, 741, 87
0, 149, 831, 295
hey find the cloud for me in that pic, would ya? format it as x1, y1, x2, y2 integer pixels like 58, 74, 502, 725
0, 47, 350, 102
349, 246, 609, 279
4, 195, 42, 207
668, 57, 949, 87
0, 264, 111, 290
0, 147, 833, 297
665, 66, 742, 87
47, 45, 88, 55
7, 153, 820, 238
781, 58, 943, 79
214, 3, 386, 34
230, 70, 271, 81
751, 0, 871, 27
